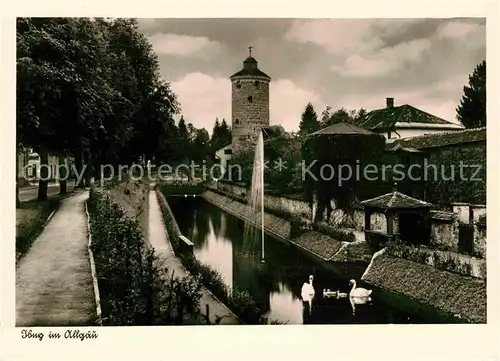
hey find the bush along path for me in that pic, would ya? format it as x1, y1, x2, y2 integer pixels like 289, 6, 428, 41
87, 187, 225, 325
16, 190, 98, 326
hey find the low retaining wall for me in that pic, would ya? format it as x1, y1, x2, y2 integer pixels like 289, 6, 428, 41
202, 190, 292, 239
362, 254, 486, 323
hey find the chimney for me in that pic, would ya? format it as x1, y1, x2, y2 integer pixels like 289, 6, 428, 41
386, 97, 394, 108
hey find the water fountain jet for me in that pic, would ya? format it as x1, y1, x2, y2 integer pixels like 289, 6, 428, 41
244, 130, 265, 263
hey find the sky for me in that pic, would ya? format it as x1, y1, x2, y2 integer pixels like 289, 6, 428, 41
137, 18, 486, 134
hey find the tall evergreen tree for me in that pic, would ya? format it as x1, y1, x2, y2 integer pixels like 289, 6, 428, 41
210, 118, 222, 153
355, 108, 367, 123
457, 60, 486, 128
219, 118, 231, 146
299, 103, 319, 137
177, 116, 190, 162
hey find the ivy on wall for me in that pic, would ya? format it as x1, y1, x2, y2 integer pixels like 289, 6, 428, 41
424, 144, 486, 206
302, 133, 386, 221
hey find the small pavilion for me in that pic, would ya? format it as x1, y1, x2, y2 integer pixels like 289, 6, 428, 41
361, 185, 434, 246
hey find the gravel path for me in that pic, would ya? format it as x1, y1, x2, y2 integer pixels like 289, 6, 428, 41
16, 191, 97, 326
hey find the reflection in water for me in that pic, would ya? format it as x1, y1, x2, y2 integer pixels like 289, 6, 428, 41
349, 296, 372, 316
193, 211, 233, 292
169, 197, 436, 324
269, 282, 304, 324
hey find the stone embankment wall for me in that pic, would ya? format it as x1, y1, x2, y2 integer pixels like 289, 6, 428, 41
202, 190, 368, 264
202, 190, 292, 239
217, 181, 487, 259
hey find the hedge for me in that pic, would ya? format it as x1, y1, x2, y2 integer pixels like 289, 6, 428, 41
180, 254, 269, 324
87, 187, 204, 325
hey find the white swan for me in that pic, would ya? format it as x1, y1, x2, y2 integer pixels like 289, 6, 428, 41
301, 275, 315, 317
349, 279, 372, 298
301, 275, 315, 298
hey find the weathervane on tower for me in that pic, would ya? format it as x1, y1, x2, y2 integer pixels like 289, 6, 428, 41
249, 46, 253, 57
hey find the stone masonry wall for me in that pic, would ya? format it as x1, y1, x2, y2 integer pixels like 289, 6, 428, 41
231, 77, 270, 155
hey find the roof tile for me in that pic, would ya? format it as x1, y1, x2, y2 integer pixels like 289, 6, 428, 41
361, 191, 433, 210
358, 104, 455, 130
386, 127, 486, 150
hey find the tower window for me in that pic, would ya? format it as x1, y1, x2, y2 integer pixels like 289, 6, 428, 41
235, 119, 239, 125
254, 81, 259, 88
247, 96, 253, 103
236, 81, 241, 89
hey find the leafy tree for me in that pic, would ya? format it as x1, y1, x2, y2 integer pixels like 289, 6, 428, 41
192, 128, 210, 163
17, 18, 92, 198
320, 106, 332, 127
17, 17, 180, 200
323, 108, 352, 126
298, 103, 319, 137
318, 106, 366, 128
457, 60, 486, 128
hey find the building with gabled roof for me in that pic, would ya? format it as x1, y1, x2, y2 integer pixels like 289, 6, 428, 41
385, 126, 486, 151
357, 97, 464, 142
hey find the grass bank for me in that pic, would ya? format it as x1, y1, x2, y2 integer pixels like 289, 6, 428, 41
16, 195, 63, 261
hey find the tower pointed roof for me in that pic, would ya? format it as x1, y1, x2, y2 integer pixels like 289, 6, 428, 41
230, 47, 271, 80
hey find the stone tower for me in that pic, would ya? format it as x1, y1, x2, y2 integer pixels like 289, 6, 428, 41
230, 47, 271, 155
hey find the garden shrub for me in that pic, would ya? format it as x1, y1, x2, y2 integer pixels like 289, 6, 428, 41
366, 231, 393, 251
311, 222, 356, 242
425, 145, 486, 205
386, 240, 479, 278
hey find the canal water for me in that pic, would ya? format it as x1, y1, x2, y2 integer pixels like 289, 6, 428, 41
168, 196, 444, 324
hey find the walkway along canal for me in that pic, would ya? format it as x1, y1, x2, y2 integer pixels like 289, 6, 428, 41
16, 191, 97, 326
167, 195, 456, 324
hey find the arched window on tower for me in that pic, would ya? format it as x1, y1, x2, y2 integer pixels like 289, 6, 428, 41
236, 81, 241, 89
254, 81, 259, 88
235, 119, 239, 125
247, 96, 253, 103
